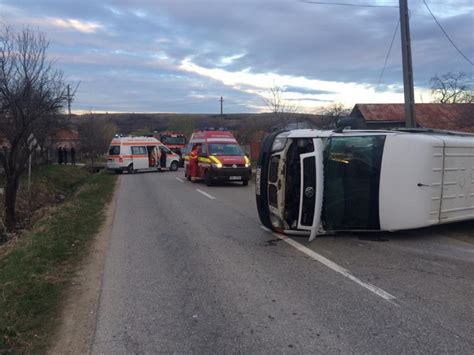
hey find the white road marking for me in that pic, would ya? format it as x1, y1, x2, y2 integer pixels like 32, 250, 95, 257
196, 189, 216, 200
175, 177, 184, 183
262, 227, 397, 304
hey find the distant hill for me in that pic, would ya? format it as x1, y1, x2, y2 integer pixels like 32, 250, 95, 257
70, 112, 335, 143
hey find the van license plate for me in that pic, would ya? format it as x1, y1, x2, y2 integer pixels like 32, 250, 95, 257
229, 176, 241, 180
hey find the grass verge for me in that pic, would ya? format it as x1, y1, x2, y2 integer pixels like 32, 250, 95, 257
0, 169, 117, 353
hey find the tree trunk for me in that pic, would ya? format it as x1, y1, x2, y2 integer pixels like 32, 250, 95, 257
4, 174, 19, 230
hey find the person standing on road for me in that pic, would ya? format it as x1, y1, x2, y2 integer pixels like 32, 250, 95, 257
189, 145, 199, 182
160, 147, 167, 170
57, 146, 63, 165
63, 146, 68, 165
70, 146, 76, 166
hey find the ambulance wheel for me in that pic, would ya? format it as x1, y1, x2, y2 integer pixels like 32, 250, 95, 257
205, 171, 214, 186
127, 164, 134, 174
170, 161, 179, 171
242, 179, 249, 186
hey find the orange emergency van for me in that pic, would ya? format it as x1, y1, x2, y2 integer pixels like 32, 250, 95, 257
107, 136, 180, 174
184, 130, 252, 186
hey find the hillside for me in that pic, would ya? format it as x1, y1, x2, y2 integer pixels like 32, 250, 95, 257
70, 112, 335, 143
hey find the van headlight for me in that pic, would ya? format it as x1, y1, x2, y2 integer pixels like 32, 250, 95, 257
271, 132, 290, 152
211, 163, 222, 169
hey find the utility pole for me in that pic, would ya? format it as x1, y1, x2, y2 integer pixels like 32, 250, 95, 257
220, 96, 224, 116
399, 0, 416, 128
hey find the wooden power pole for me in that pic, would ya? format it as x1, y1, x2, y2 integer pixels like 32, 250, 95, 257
399, 0, 416, 128
220, 96, 224, 116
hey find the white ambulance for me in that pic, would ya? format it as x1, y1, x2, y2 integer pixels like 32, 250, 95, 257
106, 136, 180, 174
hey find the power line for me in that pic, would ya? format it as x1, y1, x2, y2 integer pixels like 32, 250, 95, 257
373, 19, 400, 100
300, 1, 398, 8
423, 0, 473, 66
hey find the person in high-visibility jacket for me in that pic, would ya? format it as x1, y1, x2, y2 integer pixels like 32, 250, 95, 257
189, 146, 199, 182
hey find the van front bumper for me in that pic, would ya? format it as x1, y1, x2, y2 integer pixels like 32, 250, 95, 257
208, 166, 252, 181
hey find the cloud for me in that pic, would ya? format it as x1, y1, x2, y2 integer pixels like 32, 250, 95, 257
0, 0, 470, 113
47, 18, 102, 33
178, 57, 412, 110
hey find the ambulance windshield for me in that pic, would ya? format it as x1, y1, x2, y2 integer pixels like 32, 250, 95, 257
208, 144, 243, 156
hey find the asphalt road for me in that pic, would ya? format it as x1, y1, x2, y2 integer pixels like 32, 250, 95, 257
91, 170, 474, 354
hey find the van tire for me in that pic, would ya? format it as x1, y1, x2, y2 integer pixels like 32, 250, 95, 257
127, 164, 134, 174
115, 170, 123, 174
170, 161, 179, 171
242, 179, 249, 186
205, 171, 213, 186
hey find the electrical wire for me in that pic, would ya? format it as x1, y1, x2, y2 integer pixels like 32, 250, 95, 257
299, 1, 398, 8
372, 19, 400, 101
423, 0, 473, 66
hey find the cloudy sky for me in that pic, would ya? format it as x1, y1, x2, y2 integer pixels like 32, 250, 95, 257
1, 0, 472, 113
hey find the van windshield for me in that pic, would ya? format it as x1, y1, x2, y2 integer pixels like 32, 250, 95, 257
322, 136, 385, 230
208, 144, 243, 156
162, 136, 186, 145
109, 146, 120, 155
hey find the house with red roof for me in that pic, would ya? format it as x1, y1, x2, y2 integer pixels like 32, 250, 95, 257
350, 103, 474, 133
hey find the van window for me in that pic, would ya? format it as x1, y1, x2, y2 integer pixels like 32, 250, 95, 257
131, 146, 147, 155
322, 136, 385, 230
199, 144, 207, 157
109, 146, 120, 155
160, 146, 173, 154
209, 144, 243, 156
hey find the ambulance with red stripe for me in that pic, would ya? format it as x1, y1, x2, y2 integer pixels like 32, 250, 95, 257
184, 129, 252, 186
107, 136, 180, 174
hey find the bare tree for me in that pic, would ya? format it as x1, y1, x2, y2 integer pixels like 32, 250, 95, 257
78, 113, 117, 165
262, 85, 299, 127
430, 72, 473, 103
263, 85, 299, 114
0, 27, 70, 229
321, 102, 351, 117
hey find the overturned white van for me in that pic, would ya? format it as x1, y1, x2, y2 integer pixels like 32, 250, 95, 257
256, 129, 474, 240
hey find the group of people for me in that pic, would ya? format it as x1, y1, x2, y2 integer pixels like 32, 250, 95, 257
57, 146, 76, 165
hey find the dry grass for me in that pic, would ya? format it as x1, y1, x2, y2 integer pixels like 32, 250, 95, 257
0, 168, 117, 353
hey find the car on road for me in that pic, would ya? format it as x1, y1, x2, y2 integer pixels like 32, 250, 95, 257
107, 136, 180, 174
256, 128, 474, 240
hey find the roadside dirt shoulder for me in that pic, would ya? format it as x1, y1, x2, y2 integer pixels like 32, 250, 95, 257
48, 177, 120, 354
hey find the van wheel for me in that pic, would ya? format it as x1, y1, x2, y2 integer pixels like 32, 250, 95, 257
170, 161, 179, 171
127, 164, 134, 174
115, 170, 123, 174
242, 179, 249, 186
205, 171, 213, 186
